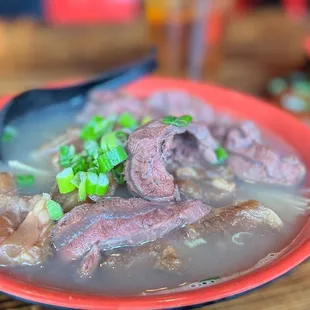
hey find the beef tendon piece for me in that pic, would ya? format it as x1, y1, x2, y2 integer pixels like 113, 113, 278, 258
0, 193, 54, 266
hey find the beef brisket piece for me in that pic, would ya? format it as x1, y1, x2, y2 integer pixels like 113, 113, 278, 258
146, 90, 216, 125
52, 198, 211, 265
222, 122, 305, 185
76, 90, 147, 124
124, 120, 218, 202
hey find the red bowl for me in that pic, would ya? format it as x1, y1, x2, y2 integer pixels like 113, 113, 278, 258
0, 77, 310, 309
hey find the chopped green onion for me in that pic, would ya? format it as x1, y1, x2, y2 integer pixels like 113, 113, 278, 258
118, 112, 138, 129
100, 132, 123, 152
59, 145, 75, 167
215, 147, 229, 164
115, 130, 129, 143
141, 116, 152, 125
70, 171, 87, 201
161, 115, 177, 125
98, 145, 128, 173
161, 115, 192, 127
112, 163, 125, 185
47, 200, 64, 221
86, 172, 98, 195
2, 126, 17, 143
71, 155, 87, 174
175, 115, 193, 126
16, 174, 35, 187
84, 140, 101, 159
184, 238, 207, 248
80, 115, 114, 141
70, 171, 82, 188
87, 167, 99, 174
56, 167, 76, 194
78, 172, 87, 201
95, 173, 109, 196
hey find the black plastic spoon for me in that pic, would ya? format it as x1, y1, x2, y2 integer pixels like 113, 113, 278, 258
0, 49, 157, 159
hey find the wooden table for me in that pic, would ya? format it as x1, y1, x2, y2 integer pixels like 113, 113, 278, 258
0, 9, 309, 310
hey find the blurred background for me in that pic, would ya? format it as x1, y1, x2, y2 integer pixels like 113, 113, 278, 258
0, 0, 309, 309
0, 0, 309, 120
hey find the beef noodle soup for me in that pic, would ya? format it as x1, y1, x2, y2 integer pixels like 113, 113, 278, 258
0, 90, 308, 295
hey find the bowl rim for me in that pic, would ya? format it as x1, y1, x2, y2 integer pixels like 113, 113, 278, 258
0, 76, 310, 310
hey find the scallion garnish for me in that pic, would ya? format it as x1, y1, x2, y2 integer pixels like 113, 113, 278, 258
86, 172, 98, 195
71, 155, 87, 174
56, 111, 135, 201
59, 145, 75, 167
2, 126, 17, 143
161, 115, 192, 127
80, 115, 114, 141
100, 131, 122, 153
56, 167, 76, 194
16, 174, 35, 187
215, 147, 229, 164
98, 145, 128, 173
78, 172, 87, 201
118, 112, 138, 129
112, 163, 125, 185
84, 140, 101, 159
141, 116, 152, 125
47, 200, 64, 221
95, 173, 109, 196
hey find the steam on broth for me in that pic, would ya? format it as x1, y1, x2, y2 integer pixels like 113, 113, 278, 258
0, 89, 308, 296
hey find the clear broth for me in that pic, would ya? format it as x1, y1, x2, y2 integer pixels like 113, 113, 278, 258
0, 105, 308, 296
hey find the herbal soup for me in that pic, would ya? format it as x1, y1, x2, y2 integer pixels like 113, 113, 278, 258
0, 90, 308, 296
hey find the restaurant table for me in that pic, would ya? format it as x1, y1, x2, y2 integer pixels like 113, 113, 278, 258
0, 8, 309, 310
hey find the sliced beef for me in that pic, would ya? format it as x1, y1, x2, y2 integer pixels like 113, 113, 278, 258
78, 244, 101, 278
0, 193, 53, 266
146, 90, 216, 125
222, 122, 306, 185
223, 121, 261, 150
124, 120, 218, 202
76, 90, 147, 124
52, 198, 211, 266
188, 200, 283, 238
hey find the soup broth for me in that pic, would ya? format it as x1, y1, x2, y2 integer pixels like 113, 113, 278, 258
0, 90, 308, 296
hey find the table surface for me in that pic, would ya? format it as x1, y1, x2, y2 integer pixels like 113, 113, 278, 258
0, 9, 310, 310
